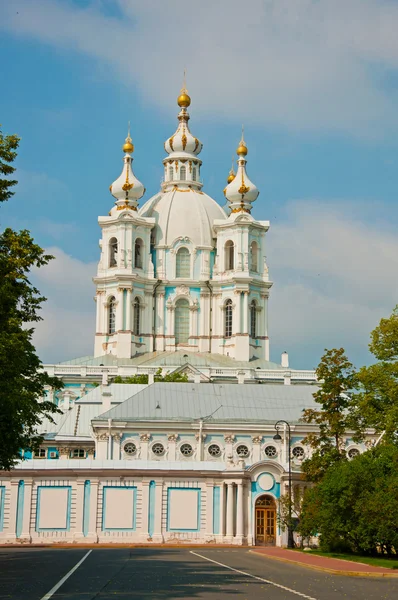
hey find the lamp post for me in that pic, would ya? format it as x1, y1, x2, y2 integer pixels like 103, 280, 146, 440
273, 419, 295, 549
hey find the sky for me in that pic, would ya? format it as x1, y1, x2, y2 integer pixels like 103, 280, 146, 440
1, 0, 398, 370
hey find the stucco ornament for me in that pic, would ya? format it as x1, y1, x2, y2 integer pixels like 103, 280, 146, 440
257, 473, 275, 492
140, 433, 151, 442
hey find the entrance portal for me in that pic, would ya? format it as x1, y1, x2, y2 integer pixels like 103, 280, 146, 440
255, 495, 276, 545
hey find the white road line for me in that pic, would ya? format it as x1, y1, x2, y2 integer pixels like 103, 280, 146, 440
40, 549, 92, 600
190, 551, 318, 600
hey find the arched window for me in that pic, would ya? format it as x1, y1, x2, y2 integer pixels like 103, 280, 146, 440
180, 165, 186, 180
133, 297, 140, 335
169, 166, 173, 180
176, 247, 190, 278
250, 241, 258, 272
192, 167, 197, 181
224, 299, 233, 338
225, 240, 234, 271
134, 238, 143, 269
109, 237, 118, 267
175, 298, 190, 344
250, 300, 257, 338
108, 296, 116, 334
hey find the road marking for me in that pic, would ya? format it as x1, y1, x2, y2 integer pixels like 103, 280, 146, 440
190, 551, 318, 600
40, 550, 92, 599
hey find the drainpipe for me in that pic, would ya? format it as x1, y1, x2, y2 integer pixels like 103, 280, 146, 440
198, 419, 203, 461
205, 280, 213, 354
152, 279, 162, 352
108, 418, 112, 459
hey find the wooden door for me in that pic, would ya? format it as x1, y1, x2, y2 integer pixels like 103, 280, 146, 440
255, 507, 276, 545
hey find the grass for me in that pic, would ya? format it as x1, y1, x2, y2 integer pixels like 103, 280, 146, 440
295, 549, 398, 569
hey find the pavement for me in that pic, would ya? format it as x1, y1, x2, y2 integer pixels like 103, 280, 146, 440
251, 547, 398, 576
1, 547, 398, 599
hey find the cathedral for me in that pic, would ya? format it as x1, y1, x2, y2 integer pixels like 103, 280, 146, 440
0, 86, 369, 547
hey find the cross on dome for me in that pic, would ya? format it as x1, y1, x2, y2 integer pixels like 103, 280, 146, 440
109, 126, 145, 211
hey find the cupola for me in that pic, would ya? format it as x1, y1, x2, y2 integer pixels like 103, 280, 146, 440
224, 129, 259, 214
109, 128, 145, 212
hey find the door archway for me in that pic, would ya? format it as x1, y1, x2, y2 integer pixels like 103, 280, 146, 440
255, 495, 276, 546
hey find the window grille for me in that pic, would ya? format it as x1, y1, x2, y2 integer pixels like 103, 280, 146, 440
34, 448, 46, 458
124, 443, 137, 455
236, 445, 250, 457
264, 445, 277, 458
175, 298, 190, 344
225, 299, 233, 338
225, 240, 234, 270
134, 238, 143, 269
208, 444, 221, 457
250, 241, 258, 272
192, 168, 197, 181
180, 165, 186, 180
180, 443, 193, 457
250, 300, 257, 338
176, 247, 190, 278
152, 443, 165, 456
71, 449, 85, 458
133, 297, 140, 335
108, 297, 116, 334
292, 446, 305, 460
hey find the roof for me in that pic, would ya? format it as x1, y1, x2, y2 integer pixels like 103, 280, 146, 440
94, 382, 319, 424
57, 351, 283, 370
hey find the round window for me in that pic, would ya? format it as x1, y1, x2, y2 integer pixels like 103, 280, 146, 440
208, 444, 221, 458
264, 445, 277, 458
348, 448, 360, 459
236, 445, 249, 458
124, 442, 137, 455
152, 443, 165, 456
180, 443, 193, 457
292, 446, 305, 460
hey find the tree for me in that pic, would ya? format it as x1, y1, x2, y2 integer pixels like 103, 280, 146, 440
0, 126, 62, 470
301, 348, 358, 482
354, 307, 398, 440
113, 368, 188, 384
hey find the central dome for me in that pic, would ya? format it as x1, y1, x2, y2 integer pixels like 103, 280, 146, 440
139, 188, 227, 247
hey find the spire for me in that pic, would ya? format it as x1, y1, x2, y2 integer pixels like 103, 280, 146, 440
109, 127, 145, 212
177, 69, 191, 108
227, 156, 236, 184
224, 131, 258, 214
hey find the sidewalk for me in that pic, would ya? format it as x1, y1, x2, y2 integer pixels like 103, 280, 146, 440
250, 547, 398, 577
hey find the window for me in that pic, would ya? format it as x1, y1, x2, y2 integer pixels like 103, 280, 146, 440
225, 240, 234, 270
176, 247, 190, 278
236, 445, 250, 458
250, 300, 257, 338
152, 442, 165, 456
264, 445, 277, 458
208, 444, 221, 457
180, 165, 186, 180
108, 296, 116, 334
348, 448, 360, 459
250, 241, 258, 272
192, 167, 197, 181
134, 238, 143, 269
169, 166, 174, 180
292, 446, 305, 460
34, 448, 46, 458
224, 299, 233, 338
109, 237, 118, 267
180, 443, 193, 457
133, 297, 140, 335
124, 442, 137, 456
71, 448, 85, 459
175, 298, 190, 344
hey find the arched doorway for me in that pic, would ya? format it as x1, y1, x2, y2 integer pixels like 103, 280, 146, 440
255, 495, 276, 546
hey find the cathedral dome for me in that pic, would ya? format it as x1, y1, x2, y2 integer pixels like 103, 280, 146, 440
139, 187, 227, 247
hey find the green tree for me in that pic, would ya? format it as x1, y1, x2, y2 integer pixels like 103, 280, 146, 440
354, 307, 398, 440
301, 348, 358, 482
0, 127, 62, 470
113, 368, 188, 384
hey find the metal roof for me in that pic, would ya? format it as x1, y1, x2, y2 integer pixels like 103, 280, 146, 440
94, 383, 319, 424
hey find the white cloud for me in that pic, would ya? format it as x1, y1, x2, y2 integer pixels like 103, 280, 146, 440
2, 0, 398, 136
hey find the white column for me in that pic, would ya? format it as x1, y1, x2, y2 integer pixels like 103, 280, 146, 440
236, 481, 244, 543
167, 434, 178, 461
252, 436, 262, 462
116, 288, 124, 331
140, 480, 150, 541
219, 482, 226, 539
73, 479, 85, 539
125, 288, 132, 331
234, 291, 241, 334
153, 480, 164, 543
139, 434, 151, 460
242, 291, 249, 334
112, 433, 122, 459
95, 292, 103, 332
157, 293, 165, 350
206, 482, 214, 540
87, 478, 99, 542
20, 479, 33, 542
7, 480, 19, 541
247, 483, 253, 546
226, 482, 234, 540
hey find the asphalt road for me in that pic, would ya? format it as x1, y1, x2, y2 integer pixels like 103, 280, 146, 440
0, 547, 397, 600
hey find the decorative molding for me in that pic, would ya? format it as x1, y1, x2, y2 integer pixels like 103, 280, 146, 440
140, 433, 151, 442
176, 285, 190, 296
252, 435, 263, 445
167, 433, 179, 443
195, 432, 207, 442
224, 433, 236, 444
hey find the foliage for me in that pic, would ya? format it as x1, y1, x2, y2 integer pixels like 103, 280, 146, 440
0, 126, 62, 470
296, 550, 398, 570
113, 368, 188, 384
277, 485, 306, 541
298, 443, 398, 556
0, 125, 19, 203
301, 348, 358, 482
354, 307, 398, 441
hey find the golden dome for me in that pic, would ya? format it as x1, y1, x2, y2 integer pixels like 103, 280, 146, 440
227, 171, 235, 183
123, 139, 134, 153
177, 92, 191, 108
236, 142, 248, 156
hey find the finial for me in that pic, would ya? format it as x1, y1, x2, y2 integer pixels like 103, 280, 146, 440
236, 125, 248, 156
178, 68, 191, 108
227, 155, 236, 183
123, 121, 134, 154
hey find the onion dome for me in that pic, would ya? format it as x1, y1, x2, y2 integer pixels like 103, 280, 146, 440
164, 85, 203, 157
224, 130, 259, 214
109, 129, 145, 211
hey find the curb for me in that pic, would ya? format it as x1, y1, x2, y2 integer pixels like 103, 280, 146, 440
0, 543, 240, 550
249, 550, 398, 578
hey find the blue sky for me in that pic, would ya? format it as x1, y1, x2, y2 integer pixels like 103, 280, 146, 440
1, 0, 398, 369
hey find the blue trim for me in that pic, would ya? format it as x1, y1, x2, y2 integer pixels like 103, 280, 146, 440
0, 487, 5, 532
148, 481, 155, 537
166, 487, 201, 532
36, 486, 72, 532
213, 486, 220, 535
83, 480, 90, 537
16, 481, 24, 537
101, 486, 136, 531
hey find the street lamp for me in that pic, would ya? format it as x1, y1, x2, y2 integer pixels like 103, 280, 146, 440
273, 419, 295, 549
